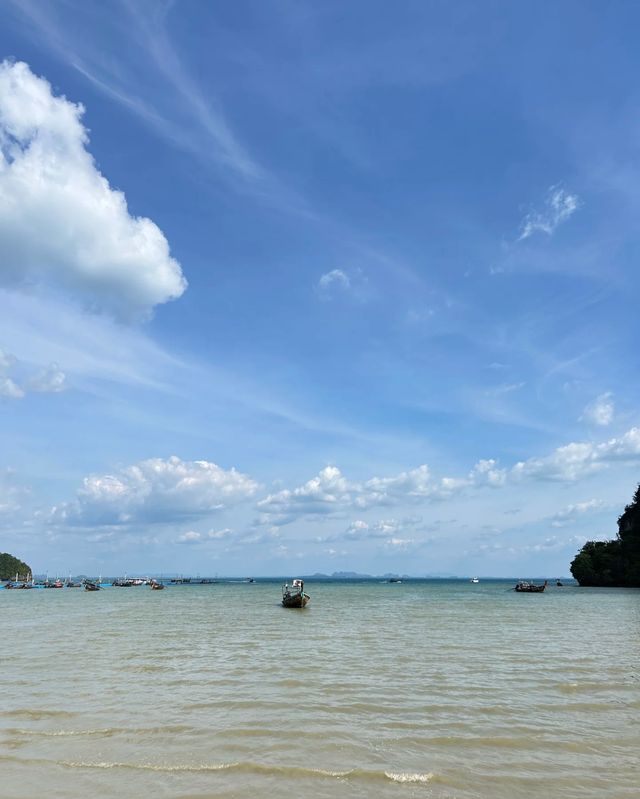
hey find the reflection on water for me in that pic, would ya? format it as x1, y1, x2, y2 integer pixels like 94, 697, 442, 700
1, 580, 638, 798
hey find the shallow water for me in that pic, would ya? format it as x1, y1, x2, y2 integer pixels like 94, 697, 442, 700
1, 580, 638, 798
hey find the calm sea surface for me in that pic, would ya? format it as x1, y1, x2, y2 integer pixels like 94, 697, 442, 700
1, 579, 638, 798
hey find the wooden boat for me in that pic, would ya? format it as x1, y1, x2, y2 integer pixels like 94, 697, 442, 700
282, 579, 310, 608
515, 580, 547, 593
84, 581, 101, 591
150, 581, 164, 590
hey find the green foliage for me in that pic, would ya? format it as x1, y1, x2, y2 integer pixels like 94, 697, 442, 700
0, 552, 32, 581
570, 484, 640, 587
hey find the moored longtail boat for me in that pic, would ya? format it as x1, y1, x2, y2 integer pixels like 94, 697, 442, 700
282, 579, 310, 608
514, 580, 547, 593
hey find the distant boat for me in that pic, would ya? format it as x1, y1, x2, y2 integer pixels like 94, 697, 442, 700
387, 578, 402, 583
150, 580, 164, 590
515, 580, 547, 593
84, 581, 101, 591
470, 577, 479, 583
556, 580, 563, 587
282, 579, 310, 608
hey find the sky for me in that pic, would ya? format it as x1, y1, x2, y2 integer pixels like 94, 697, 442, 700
2, 0, 640, 577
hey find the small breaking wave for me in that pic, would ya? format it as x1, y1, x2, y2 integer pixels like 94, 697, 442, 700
59, 759, 434, 785
0, 709, 78, 720
385, 771, 434, 784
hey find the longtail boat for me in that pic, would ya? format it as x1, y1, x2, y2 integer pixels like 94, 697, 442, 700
515, 580, 547, 593
282, 579, 310, 608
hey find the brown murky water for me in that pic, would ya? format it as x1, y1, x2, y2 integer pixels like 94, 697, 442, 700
1, 580, 638, 798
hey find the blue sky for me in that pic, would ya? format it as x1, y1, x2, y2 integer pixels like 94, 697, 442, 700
2, 0, 640, 577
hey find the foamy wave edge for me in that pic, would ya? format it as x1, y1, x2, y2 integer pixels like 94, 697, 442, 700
385, 771, 434, 784
59, 760, 434, 784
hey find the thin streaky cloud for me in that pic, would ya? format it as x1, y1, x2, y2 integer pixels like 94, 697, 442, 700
518, 185, 580, 241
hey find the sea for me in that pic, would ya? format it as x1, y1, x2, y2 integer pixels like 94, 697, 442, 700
1, 579, 638, 798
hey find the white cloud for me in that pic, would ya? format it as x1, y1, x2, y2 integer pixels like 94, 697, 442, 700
177, 530, 202, 543
257, 463, 470, 525
0, 344, 66, 398
581, 392, 614, 426
257, 465, 352, 525
0, 375, 24, 399
0, 60, 186, 317
345, 518, 401, 539
51, 456, 258, 526
177, 527, 233, 544
518, 185, 580, 241
27, 363, 67, 393
317, 269, 351, 292
0, 346, 23, 398
256, 426, 640, 528
469, 459, 507, 487
551, 499, 606, 527
513, 427, 640, 482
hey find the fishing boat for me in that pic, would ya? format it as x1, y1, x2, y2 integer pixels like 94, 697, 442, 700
84, 581, 101, 591
514, 580, 547, 593
150, 580, 164, 590
282, 579, 310, 608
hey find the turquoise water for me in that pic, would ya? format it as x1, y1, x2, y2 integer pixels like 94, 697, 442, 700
1, 580, 638, 798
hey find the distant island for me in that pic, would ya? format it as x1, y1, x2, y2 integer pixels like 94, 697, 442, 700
0, 552, 32, 581
571, 484, 640, 587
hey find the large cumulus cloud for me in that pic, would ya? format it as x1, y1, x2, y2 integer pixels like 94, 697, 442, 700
0, 60, 186, 317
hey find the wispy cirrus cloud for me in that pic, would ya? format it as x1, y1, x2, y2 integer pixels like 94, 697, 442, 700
518, 185, 580, 241
9, 0, 262, 184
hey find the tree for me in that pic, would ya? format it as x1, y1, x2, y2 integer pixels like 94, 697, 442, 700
0, 552, 32, 581
570, 484, 640, 587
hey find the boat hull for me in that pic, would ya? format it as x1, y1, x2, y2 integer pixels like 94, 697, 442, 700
282, 592, 310, 608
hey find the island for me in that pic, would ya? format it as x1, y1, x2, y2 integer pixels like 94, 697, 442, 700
570, 484, 640, 587
0, 552, 32, 581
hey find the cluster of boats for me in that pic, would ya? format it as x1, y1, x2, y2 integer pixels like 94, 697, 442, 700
3, 576, 81, 590
1, 575, 165, 591
3, 575, 565, 601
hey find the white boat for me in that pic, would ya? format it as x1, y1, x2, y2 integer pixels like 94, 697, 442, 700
470, 577, 479, 583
